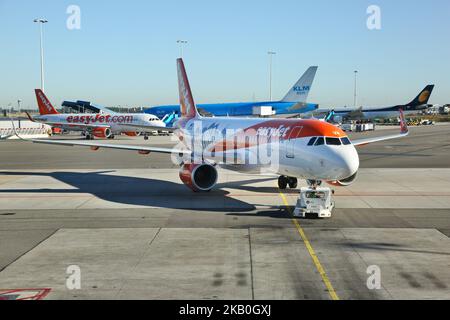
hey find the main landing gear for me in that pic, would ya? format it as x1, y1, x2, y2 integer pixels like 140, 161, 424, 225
278, 176, 298, 190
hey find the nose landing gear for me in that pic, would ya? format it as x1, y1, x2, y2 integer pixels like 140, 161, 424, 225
278, 176, 298, 190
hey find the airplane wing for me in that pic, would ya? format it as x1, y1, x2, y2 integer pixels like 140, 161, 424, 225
351, 110, 409, 147
11, 119, 190, 156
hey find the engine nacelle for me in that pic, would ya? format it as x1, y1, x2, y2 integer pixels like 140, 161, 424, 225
326, 172, 358, 187
52, 127, 62, 135
92, 127, 112, 139
124, 131, 138, 137
179, 163, 218, 192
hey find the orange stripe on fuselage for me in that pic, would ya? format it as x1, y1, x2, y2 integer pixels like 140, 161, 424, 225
210, 119, 346, 152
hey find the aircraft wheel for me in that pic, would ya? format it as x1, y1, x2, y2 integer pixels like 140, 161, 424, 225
278, 176, 288, 190
288, 177, 298, 189
144, 136, 149, 141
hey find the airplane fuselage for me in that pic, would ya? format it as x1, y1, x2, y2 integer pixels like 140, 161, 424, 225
33, 113, 165, 134
175, 116, 359, 182
313, 104, 429, 120
147, 101, 318, 119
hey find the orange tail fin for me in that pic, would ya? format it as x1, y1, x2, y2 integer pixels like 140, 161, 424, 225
177, 58, 200, 119
35, 89, 59, 115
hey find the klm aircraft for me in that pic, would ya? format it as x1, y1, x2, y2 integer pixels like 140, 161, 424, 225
146, 67, 318, 126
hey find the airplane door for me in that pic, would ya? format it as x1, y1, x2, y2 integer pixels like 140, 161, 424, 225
286, 126, 303, 159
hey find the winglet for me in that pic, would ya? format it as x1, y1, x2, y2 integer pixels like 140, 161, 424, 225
399, 109, 409, 135
25, 112, 36, 123
177, 58, 200, 119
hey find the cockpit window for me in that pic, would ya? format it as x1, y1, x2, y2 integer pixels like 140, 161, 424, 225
307, 137, 317, 146
341, 137, 352, 145
326, 137, 341, 146
314, 137, 325, 146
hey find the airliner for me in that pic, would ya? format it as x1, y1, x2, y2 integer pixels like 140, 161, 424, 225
14, 59, 409, 193
314, 85, 434, 120
28, 89, 166, 139
146, 66, 319, 124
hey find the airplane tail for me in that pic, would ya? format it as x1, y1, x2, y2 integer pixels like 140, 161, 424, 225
406, 85, 434, 107
177, 58, 200, 119
281, 66, 318, 103
35, 89, 59, 115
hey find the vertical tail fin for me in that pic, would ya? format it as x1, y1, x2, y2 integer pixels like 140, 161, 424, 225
282, 66, 318, 103
35, 89, 59, 115
177, 58, 200, 119
406, 85, 434, 106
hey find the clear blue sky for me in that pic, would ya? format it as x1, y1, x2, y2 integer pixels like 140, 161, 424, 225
1, 0, 449, 110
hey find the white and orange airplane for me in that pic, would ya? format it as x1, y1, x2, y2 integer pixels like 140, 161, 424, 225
14, 59, 409, 192
27, 89, 166, 139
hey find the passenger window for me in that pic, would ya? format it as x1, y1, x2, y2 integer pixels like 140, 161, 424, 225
315, 137, 325, 146
341, 137, 352, 145
326, 137, 341, 146
307, 137, 317, 146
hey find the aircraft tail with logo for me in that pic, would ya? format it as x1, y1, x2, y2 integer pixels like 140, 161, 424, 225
35, 89, 59, 115
406, 85, 434, 107
177, 58, 200, 119
281, 66, 318, 103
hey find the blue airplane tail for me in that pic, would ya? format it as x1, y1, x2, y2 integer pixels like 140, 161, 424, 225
406, 85, 434, 107
281, 66, 318, 103
162, 112, 179, 127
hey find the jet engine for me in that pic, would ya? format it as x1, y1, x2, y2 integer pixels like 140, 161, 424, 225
92, 127, 112, 139
179, 163, 218, 192
326, 172, 358, 187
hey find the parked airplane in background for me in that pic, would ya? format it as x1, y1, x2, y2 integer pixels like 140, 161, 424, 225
15, 59, 409, 194
146, 66, 319, 126
29, 89, 166, 140
314, 85, 434, 121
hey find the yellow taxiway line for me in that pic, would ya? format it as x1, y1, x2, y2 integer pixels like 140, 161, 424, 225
278, 191, 340, 300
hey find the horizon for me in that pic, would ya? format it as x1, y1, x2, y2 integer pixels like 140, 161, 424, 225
1, 0, 449, 110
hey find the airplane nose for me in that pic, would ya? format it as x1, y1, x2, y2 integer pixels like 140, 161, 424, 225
338, 146, 359, 180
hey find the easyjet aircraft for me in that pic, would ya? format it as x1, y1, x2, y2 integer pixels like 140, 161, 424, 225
14, 59, 409, 192
29, 89, 166, 139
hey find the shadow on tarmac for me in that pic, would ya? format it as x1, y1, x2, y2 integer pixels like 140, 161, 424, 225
0, 171, 283, 212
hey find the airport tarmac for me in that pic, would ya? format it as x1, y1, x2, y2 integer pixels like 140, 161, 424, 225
0, 124, 449, 300
0, 123, 449, 169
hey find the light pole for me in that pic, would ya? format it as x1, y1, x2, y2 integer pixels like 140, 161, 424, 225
177, 40, 188, 58
268, 51, 276, 101
354, 70, 358, 107
34, 18, 48, 92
